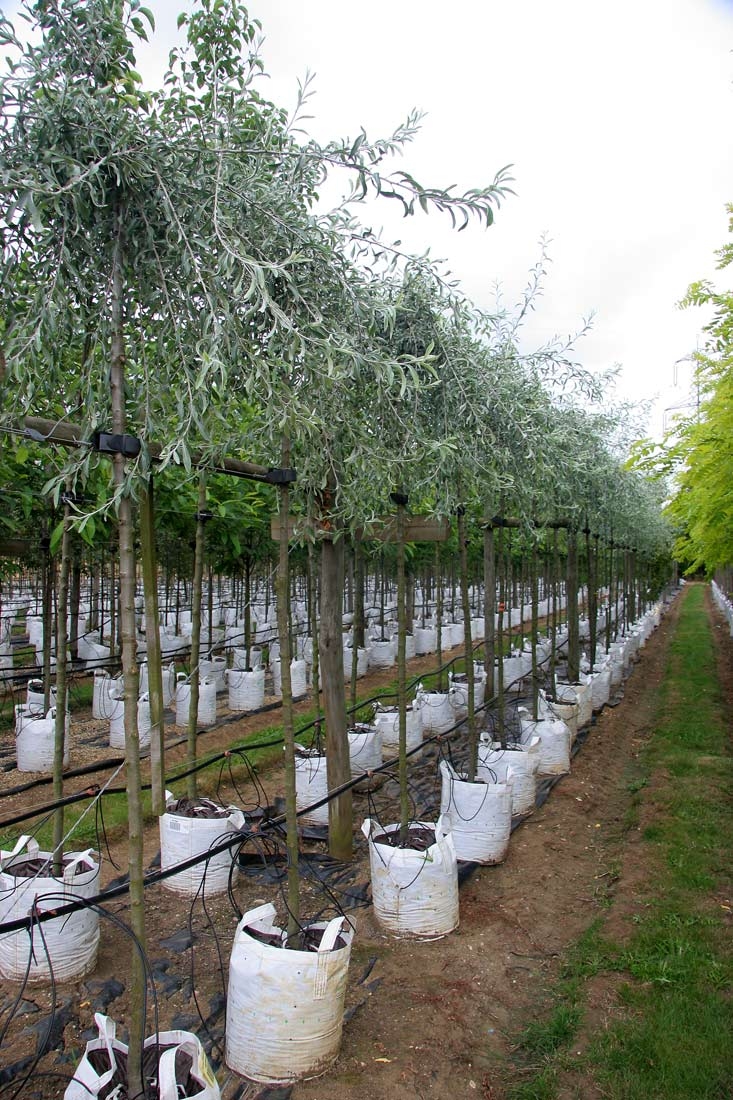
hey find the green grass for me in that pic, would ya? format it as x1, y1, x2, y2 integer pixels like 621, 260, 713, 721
505, 585, 733, 1100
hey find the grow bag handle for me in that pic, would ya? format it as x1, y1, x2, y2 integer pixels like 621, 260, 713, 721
63, 848, 95, 884
1, 833, 35, 869
239, 901, 277, 936
156, 1038, 210, 1100
317, 915, 346, 955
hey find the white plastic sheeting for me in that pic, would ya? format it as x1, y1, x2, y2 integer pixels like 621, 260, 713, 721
225, 903, 352, 1084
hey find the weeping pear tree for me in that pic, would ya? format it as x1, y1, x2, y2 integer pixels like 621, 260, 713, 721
0, 0, 330, 1082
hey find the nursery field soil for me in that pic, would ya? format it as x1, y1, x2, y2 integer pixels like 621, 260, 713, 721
2, 595, 719, 1100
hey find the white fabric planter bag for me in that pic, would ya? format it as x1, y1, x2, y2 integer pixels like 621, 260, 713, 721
609, 644, 625, 689
65, 1012, 220, 1100
478, 738, 541, 816
225, 902, 353, 1084
575, 678, 593, 729
591, 664, 612, 711
77, 632, 111, 667
175, 675, 217, 727
343, 646, 369, 679
368, 640, 395, 669
373, 702, 422, 755
226, 667, 265, 713
160, 793, 244, 896
16, 707, 69, 772
539, 687, 578, 740
362, 816, 459, 939
404, 633, 416, 660
414, 626, 437, 655
109, 694, 152, 751
272, 658, 307, 699
26, 678, 55, 714
232, 646, 262, 671
0, 837, 99, 981
415, 689, 457, 734
471, 616, 486, 641
449, 666, 487, 718
200, 656, 226, 694
295, 748, 329, 825
439, 761, 512, 864
159, 631, 188, 657
347, 724, 383, 778
531, 718, 572, 776
502, 654, 524, 693
92, 670, 121, 720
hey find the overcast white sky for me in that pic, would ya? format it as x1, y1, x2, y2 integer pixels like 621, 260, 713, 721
12, 0, 733, 438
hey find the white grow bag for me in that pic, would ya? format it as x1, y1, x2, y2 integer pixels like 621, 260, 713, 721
449, 666, 487, 718
522, 716, 571, 776
65, 1012, 220, 1100
439, 760, 512, 864
373, 702, 422, 755
347, 724, 383, 778
272, 658, 307, 699
343, 645, 369, 679
109, 693, 152, 751
200, 656, 227, 694
160, 793, 244, 897
414, 626, 437, 655
540, 686, 578, 740
175, 674, 217, 727
478, 737, 541, 816
590, 664, 612, 711
415, 689, 456, 734
92, 671, 120, 720
26, 678, 55, 714
16, 706, 69, 772
363, 816, 459, 938
295, 748, 329, 826
225, 902, 353, 1084
0, 837, 99, 981
368, 639, 395, 670
226, 667, 265, 712
232, 646, 263, 671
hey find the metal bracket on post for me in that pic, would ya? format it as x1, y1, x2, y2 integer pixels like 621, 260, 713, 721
92, 431, 142, 458
265, 468, 297, 485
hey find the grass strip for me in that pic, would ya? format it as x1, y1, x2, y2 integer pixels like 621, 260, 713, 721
507, 585, 733, 1100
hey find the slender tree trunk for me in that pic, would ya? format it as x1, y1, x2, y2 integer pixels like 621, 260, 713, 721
483, 524, 495, 694
140, 477, 165, 816
351, 536, 364, 709
458, 509, 477, 781
41, 525, 52, 710
110, 204, 144, 1098
435, 544, 443, 690
496, 525, 506, 746
69, 551, 81, 663
276, 438, 299, 938
320, 520, 352, 861
567, 529, 580, 683
186, 472, 207, 801
307, 539, 321, 718
395, 497, 410, 843
531, 543, 539, 723
52, 499, 72, 875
